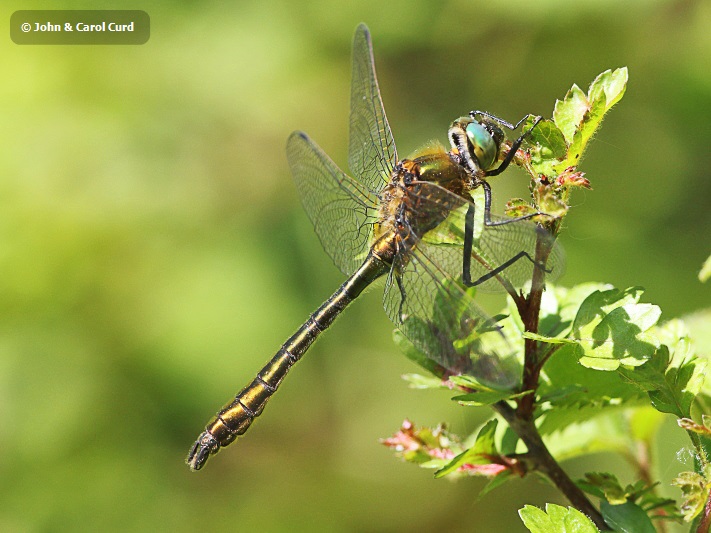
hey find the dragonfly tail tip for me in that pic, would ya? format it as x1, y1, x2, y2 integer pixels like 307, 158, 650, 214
186, 431, 219, 472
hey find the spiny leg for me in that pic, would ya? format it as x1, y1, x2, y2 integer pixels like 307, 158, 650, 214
396, 271, 407, 321
469, 110, 532, 132
461, 190, 554, 287
480, 181, 551, 227
463, 248, 553, 288
482, 115, 543, 177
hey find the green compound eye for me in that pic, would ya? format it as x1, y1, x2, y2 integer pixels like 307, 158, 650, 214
465, 121, 497, 170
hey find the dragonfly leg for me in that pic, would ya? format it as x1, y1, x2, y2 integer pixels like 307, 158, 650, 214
465, 249, 554, 288
469, 110, 516, 130
395, 272, 407, 322
469, 111, 537, 133
480, 181, 552, 227
462, 201, 476, 286
483, 116, 543, 177
461, 192, 554, 287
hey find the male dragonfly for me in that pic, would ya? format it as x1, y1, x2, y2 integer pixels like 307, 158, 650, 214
187, 24, 562, 471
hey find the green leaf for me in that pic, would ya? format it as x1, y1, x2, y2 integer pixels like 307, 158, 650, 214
526, 117, 568, 177
618, 340, 706, 418
448, 374, 498, 392
478, 470, 515, 499
550, 68, 628, 174
672, 471, 709, 522
554, 84, 589, 144
522, 331, 577, 344
543, 411, 645, 462
519, 503, 599, 533
537, 342, 647, 436
537, 283, 613, 340
579, 472, 627, 504
453, 389, 531, 406
600, 500, 655, 533
400, 373, 447, 390
435, 419, 498, 478
588, 67, 629, 112
571, 287, 660, 370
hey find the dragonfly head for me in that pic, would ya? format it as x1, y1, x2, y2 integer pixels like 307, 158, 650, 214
448, 117, 504, 174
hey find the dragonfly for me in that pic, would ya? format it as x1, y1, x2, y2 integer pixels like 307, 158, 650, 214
187, 23, 563, 471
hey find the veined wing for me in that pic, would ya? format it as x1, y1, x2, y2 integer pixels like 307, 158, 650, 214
287, 131, 379, 276
383, 235, 521, 390
348, 24, 397, 192
381, 185, 521, 389
421, 188, 564, 293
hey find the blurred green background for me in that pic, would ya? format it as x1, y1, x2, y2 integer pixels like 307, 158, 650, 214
1, 0, 709, 531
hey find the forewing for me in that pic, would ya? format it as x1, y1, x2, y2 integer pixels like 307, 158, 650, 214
287, 131, 379, 276
349, 24, 397, 192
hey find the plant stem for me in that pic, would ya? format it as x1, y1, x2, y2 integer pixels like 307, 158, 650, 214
697, 490, 711, 533
516, 223, 556, 418
494, 401, 609, 530
493, 222, 610, 530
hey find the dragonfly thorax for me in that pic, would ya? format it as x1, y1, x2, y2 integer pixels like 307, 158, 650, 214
373, 153, 470, 258
400, 145, 470, 197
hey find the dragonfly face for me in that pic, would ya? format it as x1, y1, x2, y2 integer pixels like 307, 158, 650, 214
449, 116, 505, 175
187, 24, 563, 471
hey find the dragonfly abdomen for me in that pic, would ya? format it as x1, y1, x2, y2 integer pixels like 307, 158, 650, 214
187, 252, 389, 471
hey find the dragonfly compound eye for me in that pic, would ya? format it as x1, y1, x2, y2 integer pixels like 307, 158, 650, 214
465, 121, 498, 171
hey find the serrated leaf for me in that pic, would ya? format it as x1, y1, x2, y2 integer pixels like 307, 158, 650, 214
537, 343, 647, 436
618, 343, 706, 418
554, 84, 589, 144
550, 68, 628, 174
600, 500, 655, 533
537, 283, 613, 340
519, 504, 600, 533
527, 118, 568, 176
571, 287, 660, 370
557, 94, 607, 172
588, 67, 628, 112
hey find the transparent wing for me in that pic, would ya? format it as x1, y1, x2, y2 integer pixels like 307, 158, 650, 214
287, 131, 380, 276
422, 190, 564, 293
348, 24, 397, 192
383, 239, 521, 390
380, 183, 522, 389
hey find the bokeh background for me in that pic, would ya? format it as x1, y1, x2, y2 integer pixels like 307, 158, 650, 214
1, 0, 709, 531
